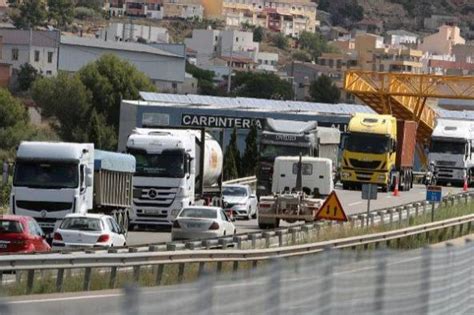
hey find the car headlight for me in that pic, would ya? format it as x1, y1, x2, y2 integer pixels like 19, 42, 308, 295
341, 172, 351, 178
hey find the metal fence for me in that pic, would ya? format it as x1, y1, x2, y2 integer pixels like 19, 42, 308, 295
2, 238, 473, 315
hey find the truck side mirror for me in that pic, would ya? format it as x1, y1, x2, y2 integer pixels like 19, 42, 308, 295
86, 174, 93, 187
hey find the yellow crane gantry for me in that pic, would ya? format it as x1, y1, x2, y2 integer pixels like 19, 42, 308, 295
344, 71, 474, 165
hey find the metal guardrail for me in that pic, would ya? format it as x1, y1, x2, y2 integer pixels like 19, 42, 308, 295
0, 193, 472, 294
222, 175, 257, 187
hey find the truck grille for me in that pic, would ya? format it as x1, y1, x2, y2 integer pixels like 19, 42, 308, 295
16, 201, 73, 212
133, 186, 177, 207
350, 159, 381, 169
436, 161, 456, 167
355, 171, 373, 181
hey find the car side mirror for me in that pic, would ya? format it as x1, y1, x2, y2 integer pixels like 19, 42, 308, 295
250, 194, 256, 199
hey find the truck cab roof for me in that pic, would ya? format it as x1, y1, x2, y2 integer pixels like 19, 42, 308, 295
16, 142, 93, 162
348, 113, 396, 136
432, 119, 474, 140
265, 118, 317, 134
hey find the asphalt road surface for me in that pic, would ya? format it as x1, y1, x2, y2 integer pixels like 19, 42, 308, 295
126, 184, 466, 246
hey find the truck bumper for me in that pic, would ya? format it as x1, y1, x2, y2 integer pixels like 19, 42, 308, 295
340, 169, 389, 185
435, 167, 466, 183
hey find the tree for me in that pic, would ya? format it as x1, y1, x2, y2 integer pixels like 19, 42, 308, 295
48, 0, 74, 28
310, 75, 341, 104
223, 129, 240, 180
32, 55, 156, 150
233, 72, 294, 100
298, 31, 333, 60
292, 51, 311, 62
272, 33, 289, 50
253, 26, 264, 42
0, 89, 40, 159
32, 72, 92, 143
10, 0, 47, 29
241, 124, 258, 177
186, 63, 221, 95
78, 54, 156, 132
17, 63, 39, 91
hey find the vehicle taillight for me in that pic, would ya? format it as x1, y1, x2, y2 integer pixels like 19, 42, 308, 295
209, 222, 219, 230
259, 203, 271, 208
53, 233, 63, 241
97, 234, 110, 243
172, 220, 181, 228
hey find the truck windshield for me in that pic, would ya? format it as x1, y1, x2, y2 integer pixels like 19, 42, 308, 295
260, 144, 310, 160
13, 161, 79, 189
345, 133, 390, 154
129, 149, 185, 178
430, 140, 466, 155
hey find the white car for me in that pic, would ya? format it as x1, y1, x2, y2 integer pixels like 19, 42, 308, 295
52, 214, 127, 249
222, 184, 258, 220
171, 206, 236, 241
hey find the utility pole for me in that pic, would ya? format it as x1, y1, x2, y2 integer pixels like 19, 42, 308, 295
227, 49, 233, 94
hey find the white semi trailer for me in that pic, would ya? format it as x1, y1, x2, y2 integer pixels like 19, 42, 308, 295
429, 119, 474, 186
10, 142, 136, 236
126, 128, 223, 227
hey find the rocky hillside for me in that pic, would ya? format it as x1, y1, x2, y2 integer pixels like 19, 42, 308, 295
317, 0, 474, 38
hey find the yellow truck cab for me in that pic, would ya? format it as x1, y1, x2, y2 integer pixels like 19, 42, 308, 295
340, 113, 416, 192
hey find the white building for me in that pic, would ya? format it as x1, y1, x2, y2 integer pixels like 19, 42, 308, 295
59, 36, 186, 93
185, 29, 259, 66
256, 52, 278, 72
0, 29, 60, 76
96, 23, 169, 43
386, 30, 419, 47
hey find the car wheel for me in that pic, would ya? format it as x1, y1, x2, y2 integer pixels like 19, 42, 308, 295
246, 207, 252, 220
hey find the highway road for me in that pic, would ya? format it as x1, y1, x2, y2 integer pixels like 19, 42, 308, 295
126, 184, 466, 246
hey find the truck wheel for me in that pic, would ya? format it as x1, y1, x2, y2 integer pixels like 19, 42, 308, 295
258, 223, 267, 229
246, 207, 252, 220
342, 182, 349, 190
274, 218, 280, 229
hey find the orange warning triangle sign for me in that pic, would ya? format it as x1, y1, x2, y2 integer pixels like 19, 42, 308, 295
315, 191, 348, 222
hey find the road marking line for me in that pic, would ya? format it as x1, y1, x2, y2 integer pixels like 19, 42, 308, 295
348, 201, 363, 206
8, 293, 123, 304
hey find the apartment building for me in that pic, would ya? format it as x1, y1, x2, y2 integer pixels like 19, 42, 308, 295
163, 0, 203, 19
96, 23, 169, 43
185, 29, 259, 66
205, 0, 319, 37
419, 25, 466, 56
0, 29, 60, 76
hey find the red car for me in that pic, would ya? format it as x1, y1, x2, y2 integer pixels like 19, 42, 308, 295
0, 215, 51, 254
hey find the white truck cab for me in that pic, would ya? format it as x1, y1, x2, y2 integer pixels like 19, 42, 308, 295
126, 128, 222, 227
271, 156, 333, 197
429, 119, 474, 186
11, 142, 94, 233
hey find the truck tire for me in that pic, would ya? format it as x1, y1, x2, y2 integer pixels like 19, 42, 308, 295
342, 182, 349, 190
258, 223, 267, 229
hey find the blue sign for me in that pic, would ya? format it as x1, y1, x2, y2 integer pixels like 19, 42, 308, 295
426, 186, 442, 202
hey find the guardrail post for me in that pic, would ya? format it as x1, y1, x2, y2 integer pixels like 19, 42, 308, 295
388, 209, 394, 226
397, 207, 403, 226
276, 230, 284, 247
83, 267, 92, 291
359, 214, 366, 228
133, 266, 140, 283
377, 211, 385, 225
109, 266, 117, 289
56, 269, 65, 292
369, 213, 376, 227
422, 201, 427, 214
123, 284, 139, 315
266, 259, 282, 315
420, 246, 433, 314
26, 270, 34, 294
196, 272, 214, 315
464, 194, 468, 205
250, 234, 258, 249
374, 251, 387, 313
154, 264, 164, 286
177, 263, 185, 283
319, 247, 335, 314
414, 203, 420, 217
289, 227, 299, 245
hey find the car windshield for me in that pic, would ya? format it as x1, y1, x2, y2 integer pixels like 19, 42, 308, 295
260, 144, 310, 160
223, 187, 247, 197
13, 161, 79, 189
179, 208, 217, 219
345, 133, 390, 154
430, 140, 466, 155
60, 218, 102, 231
0, 220, 23, 233
128, 149, 185, 178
